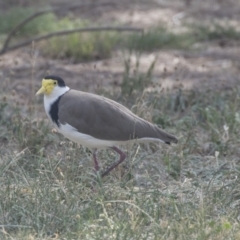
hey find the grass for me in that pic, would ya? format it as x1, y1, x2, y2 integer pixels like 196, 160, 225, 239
1, 75, 240, 239
126, 23, 240, 52
193, 23, 240, 41
126, 27, 195, 52
1, 5, 240, 239
41, 31, 119, 62
0, 7, 57, 37
0, 7, 120, 61
120, 51, 157, 96
1, 7, 240, 62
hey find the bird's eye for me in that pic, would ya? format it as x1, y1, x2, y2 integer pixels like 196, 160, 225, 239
54, 81, 57, 85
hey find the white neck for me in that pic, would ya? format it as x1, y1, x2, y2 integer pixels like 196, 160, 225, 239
44, 86, 70, 117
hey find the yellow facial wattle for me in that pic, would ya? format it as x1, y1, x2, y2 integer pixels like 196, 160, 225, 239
36, 79, 57, 95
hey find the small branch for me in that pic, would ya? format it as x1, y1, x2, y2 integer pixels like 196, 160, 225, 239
0, 27, 143, 55
0, 225, 32, 228
0, 1, 115, 54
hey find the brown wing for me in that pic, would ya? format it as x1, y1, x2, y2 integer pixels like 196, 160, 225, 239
58, 90, 178, 144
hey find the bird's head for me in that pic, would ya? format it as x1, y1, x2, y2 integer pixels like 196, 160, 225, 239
36, 76, 66, 96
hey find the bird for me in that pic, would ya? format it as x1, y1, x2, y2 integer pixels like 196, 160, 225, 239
36, 76, 178, 177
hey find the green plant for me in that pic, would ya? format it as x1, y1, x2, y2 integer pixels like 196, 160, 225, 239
10, 109, 52, 154
120, 52, 157, 96
193, 23, 240, 41
42, 31, 119, 62
0, 7, 57, 37
127, 27, 195, 51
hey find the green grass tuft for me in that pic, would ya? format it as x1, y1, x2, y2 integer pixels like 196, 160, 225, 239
127, 27, 195, 51
0, 7, 57, 37
193, 23, 240, 41
41, 31, 119, 62
0, 7, 120, 61
120, 52, 157, 96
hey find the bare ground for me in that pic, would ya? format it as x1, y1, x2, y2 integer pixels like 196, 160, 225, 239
0, 0, 240, 116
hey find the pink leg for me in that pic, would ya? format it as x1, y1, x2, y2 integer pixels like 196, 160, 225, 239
93, 149, 100, 172
101, 146, 127, 177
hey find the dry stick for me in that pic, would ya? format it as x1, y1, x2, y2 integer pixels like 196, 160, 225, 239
0, 27, 143, 55
0, 1, 115, 54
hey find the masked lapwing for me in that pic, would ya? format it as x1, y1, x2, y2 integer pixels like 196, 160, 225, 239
36, 76, 178, 177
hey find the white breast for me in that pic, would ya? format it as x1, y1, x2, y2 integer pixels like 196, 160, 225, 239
57, 123, 164, 149
43, 86, 70, 119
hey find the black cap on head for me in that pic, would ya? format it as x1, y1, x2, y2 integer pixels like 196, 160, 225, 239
44, 75, 66, 87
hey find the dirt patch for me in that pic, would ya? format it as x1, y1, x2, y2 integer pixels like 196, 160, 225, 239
1, 0, 240, 95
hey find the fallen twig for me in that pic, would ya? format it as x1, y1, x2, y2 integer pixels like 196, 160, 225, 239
0, 26, 143, 55
0, 1, 115, 55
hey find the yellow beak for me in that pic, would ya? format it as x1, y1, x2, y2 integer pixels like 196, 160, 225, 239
36, 86, 45, 95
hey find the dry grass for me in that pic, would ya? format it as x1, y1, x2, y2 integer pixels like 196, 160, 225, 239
0, 75, 240, 239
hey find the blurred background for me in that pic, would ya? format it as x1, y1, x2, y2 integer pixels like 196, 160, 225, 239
1, 0, 240, 94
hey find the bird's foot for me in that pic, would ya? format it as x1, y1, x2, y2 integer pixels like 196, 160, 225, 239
101, 146, 126, 177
